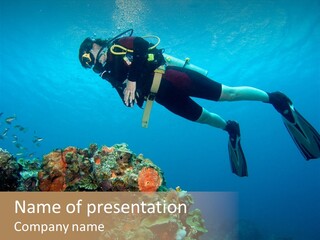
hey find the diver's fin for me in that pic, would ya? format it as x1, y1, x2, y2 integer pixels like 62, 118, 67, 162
282, 106, 320, 160
225, 121, 248, 177
269, 92, 320, 160
228, 137, 248, 177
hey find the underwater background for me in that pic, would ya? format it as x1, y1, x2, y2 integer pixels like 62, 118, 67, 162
0, 0, 319, 239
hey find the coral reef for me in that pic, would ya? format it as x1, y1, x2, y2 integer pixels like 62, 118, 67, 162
0, 143, 167, 192
37, 143, 166, 192
0, 148, 21, 190
0, 143, 208, 240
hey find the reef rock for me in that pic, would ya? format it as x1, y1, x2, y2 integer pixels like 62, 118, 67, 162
0, 148, 21, 190
37, 143, 166, 192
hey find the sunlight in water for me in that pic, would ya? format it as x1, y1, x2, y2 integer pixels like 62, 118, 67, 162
113, 0, 147, 31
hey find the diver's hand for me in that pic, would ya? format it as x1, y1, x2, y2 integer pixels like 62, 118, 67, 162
124, 80, 136, 107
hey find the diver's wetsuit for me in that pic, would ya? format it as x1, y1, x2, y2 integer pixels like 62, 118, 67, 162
157, 66, 221, 121
99, 36, 222, 122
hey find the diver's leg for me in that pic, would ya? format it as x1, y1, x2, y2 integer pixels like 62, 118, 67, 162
156, 80, 227, 129
156, 81, 248, 176
196, 107, 248, 177
219, 85, 269, 102
196, 108, 227, 129
165, 67, 269, 103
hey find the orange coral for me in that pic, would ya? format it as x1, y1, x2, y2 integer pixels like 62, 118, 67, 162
38, 147, 76, 192
49, 176, 66, 191
45, 151, 65, 171
138, 167, 162, 192
38, 172, 51, 191
101, 145, 114, 154
94, 155, 101, 165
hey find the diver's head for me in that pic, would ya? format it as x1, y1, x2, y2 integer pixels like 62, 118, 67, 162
79, 37, 96, 68
79, 37, 109, 73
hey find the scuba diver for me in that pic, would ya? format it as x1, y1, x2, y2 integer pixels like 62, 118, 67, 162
79, 29, 320, 177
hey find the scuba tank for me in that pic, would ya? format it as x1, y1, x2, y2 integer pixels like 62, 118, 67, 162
163, 53, 208, 76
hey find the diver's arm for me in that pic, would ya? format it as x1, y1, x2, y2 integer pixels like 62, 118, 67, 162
123, 37, 149, 106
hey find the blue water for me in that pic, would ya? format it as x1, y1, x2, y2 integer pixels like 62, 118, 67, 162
1, 0, 319, 239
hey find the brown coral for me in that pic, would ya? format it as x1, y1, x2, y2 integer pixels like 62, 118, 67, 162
101, 145, 114, 154
138, 167, 162, 192
38, 147, 76, 191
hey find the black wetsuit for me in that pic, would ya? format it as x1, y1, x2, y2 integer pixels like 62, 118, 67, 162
99, 36, 222, 122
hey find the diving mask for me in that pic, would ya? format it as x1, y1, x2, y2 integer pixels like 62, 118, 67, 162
81, 52, 95, 68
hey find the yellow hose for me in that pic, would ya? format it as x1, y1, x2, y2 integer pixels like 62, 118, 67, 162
110, 35, 160, 55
